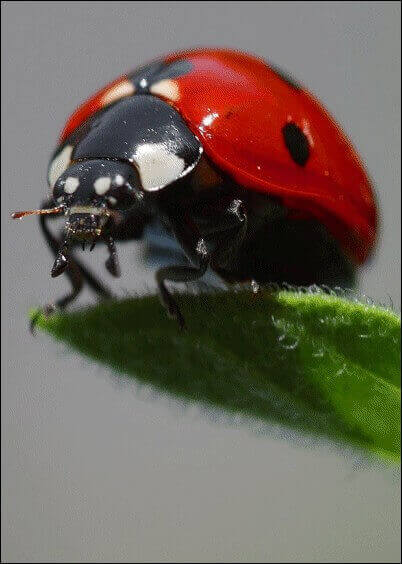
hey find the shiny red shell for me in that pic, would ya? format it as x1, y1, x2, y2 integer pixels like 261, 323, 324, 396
60, 48, 377, 264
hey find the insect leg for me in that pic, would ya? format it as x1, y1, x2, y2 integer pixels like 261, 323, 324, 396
155, 214, 210, 329
155, 199, 247, 328
37, 200, 112, 311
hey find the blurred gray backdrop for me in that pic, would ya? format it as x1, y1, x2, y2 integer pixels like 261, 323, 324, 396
2, 2, 400, 562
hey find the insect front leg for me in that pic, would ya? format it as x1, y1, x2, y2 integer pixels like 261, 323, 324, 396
30, 199, 113, 330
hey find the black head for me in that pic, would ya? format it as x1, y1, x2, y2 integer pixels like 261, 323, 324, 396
53, 159, 141, 240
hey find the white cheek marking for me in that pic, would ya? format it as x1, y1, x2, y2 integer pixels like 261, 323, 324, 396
101, 79, 135, 106
114, 174, 125, 186
94, 176, 112, 195
48, 145, 73, 188
134, 143, 185, 191
150, 79, 179, 102
107, 196, 118, 206
64, 176, 80, 194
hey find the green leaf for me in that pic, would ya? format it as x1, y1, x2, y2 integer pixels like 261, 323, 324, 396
33, 289, 401, 461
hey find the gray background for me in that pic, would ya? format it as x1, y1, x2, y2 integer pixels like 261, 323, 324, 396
2, 2, 400, 562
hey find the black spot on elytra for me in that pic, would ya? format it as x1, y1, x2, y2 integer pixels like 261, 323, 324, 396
282, 122, 310, 166
153, 60, 192, 81
269, 63, 302, 90
128, 61, 166, 91
128, 59, 192, 92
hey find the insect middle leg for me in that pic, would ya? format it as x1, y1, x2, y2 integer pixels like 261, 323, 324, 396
156, 198, 248, 328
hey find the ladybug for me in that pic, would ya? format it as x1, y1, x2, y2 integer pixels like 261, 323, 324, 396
12, 48, 377, 328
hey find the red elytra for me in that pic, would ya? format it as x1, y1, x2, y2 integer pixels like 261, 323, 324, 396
59, 48, 377, 264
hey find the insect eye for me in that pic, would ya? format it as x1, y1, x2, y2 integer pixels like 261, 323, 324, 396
53, 183, 66, 202
107, 183, 137, 210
